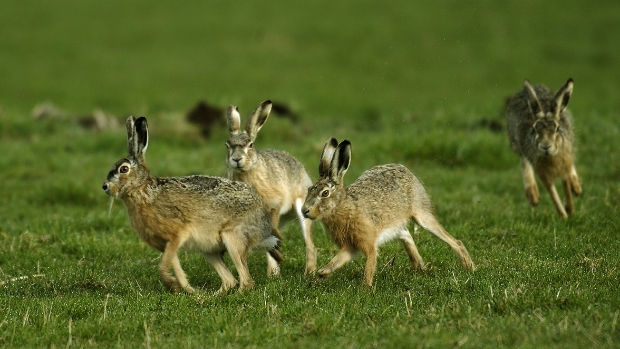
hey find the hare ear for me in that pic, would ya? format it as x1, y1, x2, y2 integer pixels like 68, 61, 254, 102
319, 138, 339, 178
245, 100, 272, 140
523, 80, 543, 116
134, 116, 149, 158
328, 140, 351, 184
226, 105, 241, 135
126, 115, 139, 157
553, 78, 573, 116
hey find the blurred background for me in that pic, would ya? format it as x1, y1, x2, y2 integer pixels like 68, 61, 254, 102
1, 0, 618, 121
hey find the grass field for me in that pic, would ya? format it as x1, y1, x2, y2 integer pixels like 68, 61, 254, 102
1, 1, 619, 348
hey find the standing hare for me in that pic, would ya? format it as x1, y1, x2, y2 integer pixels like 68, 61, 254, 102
506, 78, 581, 218
301, 138, 475, 286
102, 116, 281, 294
225, 100, 317, 275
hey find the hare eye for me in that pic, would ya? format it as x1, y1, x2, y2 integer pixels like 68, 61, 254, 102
321, 189, 330, 198
119, 165, 130, 174
248, 142, 254, 149
225, 143, 230, 149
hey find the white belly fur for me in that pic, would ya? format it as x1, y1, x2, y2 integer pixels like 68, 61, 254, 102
376, 224, 409, 247
180, 228, 223, 254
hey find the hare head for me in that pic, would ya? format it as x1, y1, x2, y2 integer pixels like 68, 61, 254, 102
524, 78, 573, 157
302, 138, 350, 220
225, 100, 272, 172
102, 116, 150, 198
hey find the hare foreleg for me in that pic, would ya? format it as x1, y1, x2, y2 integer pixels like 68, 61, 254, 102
569, 164, 582, 196
318, 246, 358, 278
363, 248, 378, 286
159, 240, 193, 293
296, 199, 317, 274
544, 180, 568, 219
562, 179, 574, 216
521, 157, 539, 206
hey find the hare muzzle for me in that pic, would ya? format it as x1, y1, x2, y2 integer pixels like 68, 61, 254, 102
102, 182, 110, 194
102, 181, 118, 197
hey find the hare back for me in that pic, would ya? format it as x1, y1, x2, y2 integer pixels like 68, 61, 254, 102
346, 164, 432, 223
152, 175, 265, 212
255, 149, 311, 187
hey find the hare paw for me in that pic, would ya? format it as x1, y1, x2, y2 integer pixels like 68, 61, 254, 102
525, 185, 539, 206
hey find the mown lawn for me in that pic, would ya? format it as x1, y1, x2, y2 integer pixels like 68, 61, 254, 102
1, 1, 619, 348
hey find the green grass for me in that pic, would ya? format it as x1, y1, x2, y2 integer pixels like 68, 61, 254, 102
1, 0, 620, 348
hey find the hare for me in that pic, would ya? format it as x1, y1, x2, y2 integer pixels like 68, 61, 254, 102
301, 138, 475, 286
506, 78, 581, 218
225, 100, 317, 275
102, 116, 282, 294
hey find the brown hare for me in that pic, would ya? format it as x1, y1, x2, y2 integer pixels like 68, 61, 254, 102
225, 100, 317, 275
506, 78, 581, 218
301, 138, 475, 286
102, 116, 281, 294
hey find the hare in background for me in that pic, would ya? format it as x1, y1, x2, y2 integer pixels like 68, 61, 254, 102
506, 78, 581, 218
301, 138, 475, 286
226, 100, 317, 275
102, 116, 281, 294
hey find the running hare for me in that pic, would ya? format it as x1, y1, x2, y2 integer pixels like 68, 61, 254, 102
102, 116, 281, 294
301, 138, 475, 286
506, 78, 581, 218
226, 100, 317, 274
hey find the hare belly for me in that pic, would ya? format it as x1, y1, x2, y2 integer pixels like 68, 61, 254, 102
181, 228, 224, 253
265, 195, 293, 215
376, 224, 409, 247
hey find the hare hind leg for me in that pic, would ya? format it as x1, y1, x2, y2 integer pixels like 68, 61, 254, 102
521, 157, 539, 206
413, 211, 475, 270
221, 232, 254, 291
398, 229, 426, 271
204, 251, 238, 294
265, 209, 282, 277
296, 198, 317, 274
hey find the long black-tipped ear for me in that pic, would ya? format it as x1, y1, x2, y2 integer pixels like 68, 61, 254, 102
328, 140, 351, 184
226, 105, 241, 135
523, 80, 543, 116
133, 116, 149, 160
319, 138, 338, 178
554, 78, 573, 116
245, 100, 272, 140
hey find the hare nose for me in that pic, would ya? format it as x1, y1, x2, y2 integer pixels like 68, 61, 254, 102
541, 144, 551, 151
232, 157, 242, 164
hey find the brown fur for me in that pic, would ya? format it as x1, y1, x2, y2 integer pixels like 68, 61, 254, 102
225, 101, 316, 274
506, 78, 581, 218
302, 138, 475, 286
102, 116, 280, 294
